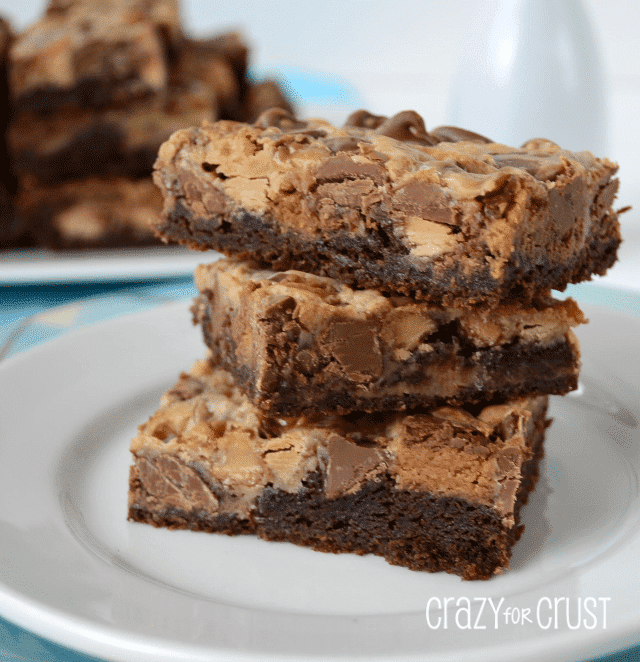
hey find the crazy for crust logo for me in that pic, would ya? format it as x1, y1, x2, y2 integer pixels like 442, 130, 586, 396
425, 597, 611, 630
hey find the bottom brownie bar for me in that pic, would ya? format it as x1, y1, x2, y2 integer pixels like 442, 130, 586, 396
128, 359, 549, 580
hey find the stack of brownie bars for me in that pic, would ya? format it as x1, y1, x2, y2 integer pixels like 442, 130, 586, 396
128, 108, 623, 580
0, 0, 293, 250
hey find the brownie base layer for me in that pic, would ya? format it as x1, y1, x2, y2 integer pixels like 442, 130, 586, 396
156, 197, 621, 305
11, 122, 159, 186
128, 414, 547, 580
12, 73, 159, 116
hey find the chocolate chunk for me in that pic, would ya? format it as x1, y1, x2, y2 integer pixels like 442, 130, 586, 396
315, 154, 387, 185
254, 107, 306, 131
137, 455, 220, 511
394, 180, 456, 225
548, 177, 587, 237
317, 180, 377, 208
324, 317, 383, 381
323, 435, 384, 499
492, 153, 542, 176
324, 136, 362, 154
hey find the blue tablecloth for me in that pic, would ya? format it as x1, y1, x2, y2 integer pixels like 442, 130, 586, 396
1, 277, 639, 662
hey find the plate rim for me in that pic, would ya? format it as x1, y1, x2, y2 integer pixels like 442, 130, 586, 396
0, 246, 215, 285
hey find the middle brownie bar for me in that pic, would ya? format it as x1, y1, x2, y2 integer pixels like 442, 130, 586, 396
193, 259, 585, 416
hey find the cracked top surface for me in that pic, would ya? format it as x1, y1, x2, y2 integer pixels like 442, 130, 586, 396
154, 108, 619, 283
130, 358, 548, 524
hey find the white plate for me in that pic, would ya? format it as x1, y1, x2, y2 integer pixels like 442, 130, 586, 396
0, 247, 218, 284
1, 301, 639, 662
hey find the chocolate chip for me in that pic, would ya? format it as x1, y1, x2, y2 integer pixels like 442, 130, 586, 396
548, 177, 587, 236
254, 107, 307, 130
323, 435, 383, 499
375, 111, 437, 146
137, 455, 220, 511
394, 180, 456, 225
324, 136, 362, 154
429, 126, 492, 144
344, 109, 387, 129
315, 154, 386, 185
324, 318, 383, 381
492, 153, 542, 176
317, 180, 377, 208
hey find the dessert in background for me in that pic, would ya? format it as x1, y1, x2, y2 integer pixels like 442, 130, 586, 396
18, 176, 163, 249
0, 15, 29, 249
1, 0, 294, 250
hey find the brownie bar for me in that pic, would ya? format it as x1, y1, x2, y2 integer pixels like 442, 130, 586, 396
9, 0, 181, 114
0, 16, 29, 249
128, 359, 549, 579
7, 28, 258, 186
8, 78, 216, 186
152, 108, 622, 305
17, 176, 162, 249
192, 259, 584, 415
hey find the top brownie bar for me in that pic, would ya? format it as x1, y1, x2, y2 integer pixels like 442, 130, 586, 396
152, 108, 622, 306
9, 0, 182, 113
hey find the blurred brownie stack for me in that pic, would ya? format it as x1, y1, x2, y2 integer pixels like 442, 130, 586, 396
128, 107, 623, 579
1, 0, 293, 250
0, 15, 23, 249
